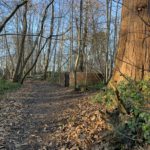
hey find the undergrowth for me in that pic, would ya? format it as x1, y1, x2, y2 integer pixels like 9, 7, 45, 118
0, 79, 21, 95
94, 80, 150, 149
87, 82, 105, 90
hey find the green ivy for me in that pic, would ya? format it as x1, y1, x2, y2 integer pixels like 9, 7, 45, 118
117, 80, 150, 147
94, 79, 150, 148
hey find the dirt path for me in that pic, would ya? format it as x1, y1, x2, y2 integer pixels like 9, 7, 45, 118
0, 81, 108, 150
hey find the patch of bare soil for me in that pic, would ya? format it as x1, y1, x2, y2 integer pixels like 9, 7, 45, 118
0, 80, 110, 150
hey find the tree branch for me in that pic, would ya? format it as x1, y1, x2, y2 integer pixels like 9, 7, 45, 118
0, 0, 28, 33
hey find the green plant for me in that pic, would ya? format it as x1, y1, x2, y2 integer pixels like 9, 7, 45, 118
94, 79, 150, 149
88, 82, 105, 90
93, 88, 118, 110
0, 79, 21, 95
116, 80, 150, 148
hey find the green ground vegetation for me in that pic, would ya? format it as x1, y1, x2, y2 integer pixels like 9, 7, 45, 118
93, 79, 150, 149
0, 79, 21, 95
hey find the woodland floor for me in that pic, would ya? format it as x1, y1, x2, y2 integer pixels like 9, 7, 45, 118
0, 80, 114, 150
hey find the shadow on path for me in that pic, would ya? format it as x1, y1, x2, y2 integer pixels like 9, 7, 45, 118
0, 80, 90, 150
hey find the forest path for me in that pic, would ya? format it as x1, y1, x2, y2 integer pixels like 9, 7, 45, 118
0, 80, 108, 150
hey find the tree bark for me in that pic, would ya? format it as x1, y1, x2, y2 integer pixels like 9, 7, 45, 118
43, 3, 54, 79
111, 0, 150, 84
13, 3, 28, 82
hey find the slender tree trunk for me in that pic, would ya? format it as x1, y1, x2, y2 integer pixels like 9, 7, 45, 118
80, 0, 88, 72
43, 3, 54, 79
51, 4, 62, 79
105, 0, 112, 83
111, 0, 150, 84
4, 29, 15, 77
13, 3, 28, 82
79, 0, 83, 72
74, 0, 83, 90
69, 0, 74, 72
111, 0, 119, 76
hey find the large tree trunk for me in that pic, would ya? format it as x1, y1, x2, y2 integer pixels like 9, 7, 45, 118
112, 0, 150, 84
